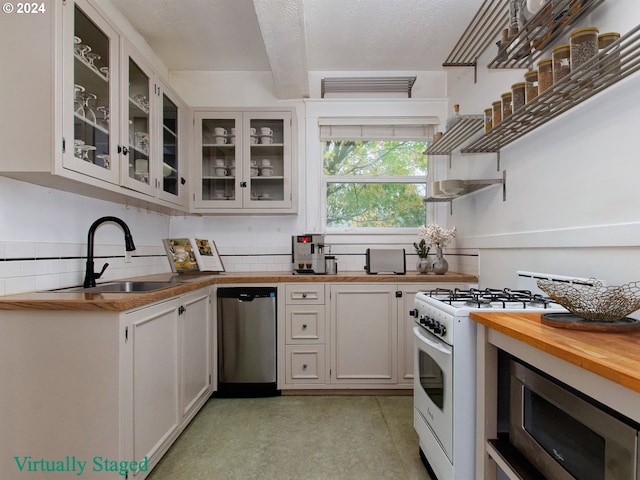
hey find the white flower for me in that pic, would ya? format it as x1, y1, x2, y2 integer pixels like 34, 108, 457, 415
417, 224, 456, 248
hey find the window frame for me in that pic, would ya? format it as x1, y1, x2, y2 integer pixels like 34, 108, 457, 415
321, 139, 431, 234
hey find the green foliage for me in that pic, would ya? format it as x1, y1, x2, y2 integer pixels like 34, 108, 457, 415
324, 140, 428, 228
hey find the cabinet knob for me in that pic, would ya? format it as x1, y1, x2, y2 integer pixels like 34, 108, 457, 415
302, 293, 307, 298
240, 181, 247, 188
302, 323, 308, 329
302, 363, 308, 369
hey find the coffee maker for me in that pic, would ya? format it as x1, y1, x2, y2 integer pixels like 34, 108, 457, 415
292, 234, 326, 274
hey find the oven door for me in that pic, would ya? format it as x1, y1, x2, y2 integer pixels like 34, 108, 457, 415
414, 325, 453, 461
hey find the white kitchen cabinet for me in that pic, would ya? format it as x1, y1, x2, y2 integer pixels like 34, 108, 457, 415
179, 289, 212, 419
125, 299, 180, 469
330, 284, 398, 384
0, 287, 212, 480
0, 0, 188, 213
193, 110, 296, 213
120, 42, 188, 207
283, 284, 328, 386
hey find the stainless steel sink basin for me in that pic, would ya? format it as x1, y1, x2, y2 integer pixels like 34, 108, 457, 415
50, 281, 183, 294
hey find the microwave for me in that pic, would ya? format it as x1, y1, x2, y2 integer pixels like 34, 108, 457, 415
509, 360, 640, 480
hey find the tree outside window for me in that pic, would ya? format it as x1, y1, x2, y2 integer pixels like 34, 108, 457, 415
323, 140, 428, 229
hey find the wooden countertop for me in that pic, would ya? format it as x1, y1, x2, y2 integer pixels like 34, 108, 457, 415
0, 271, 477, 312
470, 311, 640, 394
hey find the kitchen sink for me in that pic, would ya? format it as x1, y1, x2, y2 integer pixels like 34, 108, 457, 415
49, 280, 183, 294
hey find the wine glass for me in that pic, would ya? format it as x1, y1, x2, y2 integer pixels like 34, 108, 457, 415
79, 92, 97, 123
75, 44, 91, 61
96, 106, 109, 128
74, 84, 86, 117
95, 154, 110, 169
84, 52, 101, 73
76, 144, 96, 163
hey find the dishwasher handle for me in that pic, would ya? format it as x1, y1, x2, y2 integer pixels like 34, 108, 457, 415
238, 293, 256, 302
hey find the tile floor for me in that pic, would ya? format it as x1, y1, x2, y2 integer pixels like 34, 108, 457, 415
147, 395, 432, 480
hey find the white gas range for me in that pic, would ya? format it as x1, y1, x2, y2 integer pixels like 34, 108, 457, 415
411, 272, 580, 480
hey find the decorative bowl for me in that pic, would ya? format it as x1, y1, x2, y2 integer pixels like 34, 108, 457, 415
537, 279, 640, 322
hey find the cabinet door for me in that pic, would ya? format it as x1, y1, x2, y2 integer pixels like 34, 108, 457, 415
157, 84, 187, 205
194, 112, 243, 208
330, 284, 397, 384
243, 112, 292, 209
62, 0, 120, 184
121, 44, 155, 196
126, 299, 180, 464
179, 289, 211, 419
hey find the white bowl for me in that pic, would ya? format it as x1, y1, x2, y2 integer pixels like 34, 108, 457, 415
440, 179, 465, 195
259, 166, 274, 177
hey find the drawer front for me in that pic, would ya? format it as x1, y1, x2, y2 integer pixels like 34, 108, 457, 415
285, 345, 326, 384
286, 305, 326, 344
285, 284, 325, 304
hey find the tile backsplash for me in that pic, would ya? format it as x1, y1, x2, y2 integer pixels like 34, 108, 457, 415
0, 241, 478, 296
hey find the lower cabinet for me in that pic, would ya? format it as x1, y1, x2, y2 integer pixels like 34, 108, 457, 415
280, 282, 465, 390
331, 284, 398, 384
0, 287, 212, 480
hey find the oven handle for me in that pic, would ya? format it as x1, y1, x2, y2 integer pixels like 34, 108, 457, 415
414, 326, 452, 356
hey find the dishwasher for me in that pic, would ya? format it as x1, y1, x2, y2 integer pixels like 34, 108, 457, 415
216, 287, 279, 397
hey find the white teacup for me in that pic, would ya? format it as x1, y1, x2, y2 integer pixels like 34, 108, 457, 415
250, 167, 259, 177
260, 127, 273, 135
260, 159, 271, 167
214, 167, 226, 177
214, 159, 225, 167
214, 127, 226, 135
214, 136, 226, 145
230, 128, 236, 135
250, 136, 258, 144
249, 128, 256, 135
214, 190, 225, 199
260, 167, 273, 177
260, 136, 273, 144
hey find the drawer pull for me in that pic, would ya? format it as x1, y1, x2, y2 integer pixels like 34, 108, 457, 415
302, 363, 308, 369
302, 293, 307, 298
302, 323, 308, 329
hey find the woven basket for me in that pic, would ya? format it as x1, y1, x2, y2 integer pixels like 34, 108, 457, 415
537, 279, 640, 322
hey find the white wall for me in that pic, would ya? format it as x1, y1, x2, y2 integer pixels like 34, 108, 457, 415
168, 70, 459, 273
0, 177, 171, 295
444, 0, 640, 287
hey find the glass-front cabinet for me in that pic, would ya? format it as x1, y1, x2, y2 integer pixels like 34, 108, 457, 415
64, 1, 120, 185
62, 1, 186, 208
194, 110, 294, 212
122, 51, 154, 195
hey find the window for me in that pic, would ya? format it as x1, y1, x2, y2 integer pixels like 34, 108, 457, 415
320, 118, 436, 230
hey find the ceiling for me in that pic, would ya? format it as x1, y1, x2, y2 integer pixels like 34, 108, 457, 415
108, 0, 485, 99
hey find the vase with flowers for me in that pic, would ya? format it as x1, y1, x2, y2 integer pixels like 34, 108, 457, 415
413, 238, 430, 274
417, 224, 456, 275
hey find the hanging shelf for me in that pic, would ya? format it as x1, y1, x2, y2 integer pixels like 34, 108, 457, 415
463, 23, 640, 153
425, 172, 507, 214
488, 0, 606, 69
424, 115, 484, 155
442, 0, 511, 68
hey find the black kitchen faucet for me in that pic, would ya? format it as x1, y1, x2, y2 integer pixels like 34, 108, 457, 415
83, 216, 136, 288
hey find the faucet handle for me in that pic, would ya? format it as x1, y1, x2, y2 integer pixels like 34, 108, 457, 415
95, 263, 109, 280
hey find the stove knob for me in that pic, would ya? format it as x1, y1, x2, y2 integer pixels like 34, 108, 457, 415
427, 317, 436, 328
419, 316, 428, 326
409, 309, 419, 318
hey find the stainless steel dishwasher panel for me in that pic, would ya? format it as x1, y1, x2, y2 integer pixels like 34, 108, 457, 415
216, 287, 277, 396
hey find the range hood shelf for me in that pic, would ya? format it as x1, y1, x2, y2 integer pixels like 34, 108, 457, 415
425, 115, 484, 156
463, 23, 640, 153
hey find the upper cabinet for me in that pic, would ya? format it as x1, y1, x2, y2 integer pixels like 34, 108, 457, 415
0, 0, 188, 213
193, 110, 296, 214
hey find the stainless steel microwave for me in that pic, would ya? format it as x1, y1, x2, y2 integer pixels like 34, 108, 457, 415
509, 360, 640, 480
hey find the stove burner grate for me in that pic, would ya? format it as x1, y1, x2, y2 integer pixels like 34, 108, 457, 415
420, 287, 560, 309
